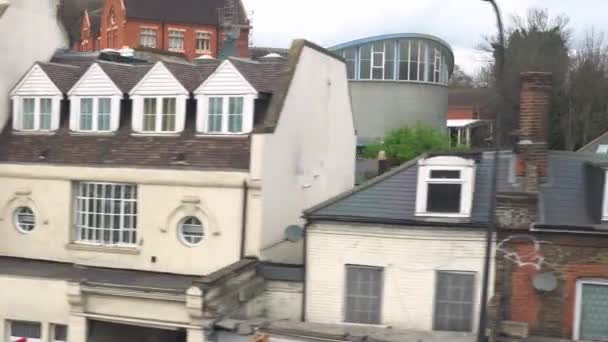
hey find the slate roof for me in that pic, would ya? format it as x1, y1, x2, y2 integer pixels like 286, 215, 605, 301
306, 151, 513, 227
0, 108, 251, 170
229, 57, 289, 94
163, 61, 221, 92
37, 62, 85, 93
123, 0, 247, 26
306, 150, 608, 230
96, 60, 152, 93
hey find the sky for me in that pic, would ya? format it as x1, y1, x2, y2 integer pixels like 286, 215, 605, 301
241, 0, 608, 76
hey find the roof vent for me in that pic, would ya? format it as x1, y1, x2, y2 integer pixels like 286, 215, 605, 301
118, 47, 135, 57
196, 54, 215, 60
260, 53, 285, 59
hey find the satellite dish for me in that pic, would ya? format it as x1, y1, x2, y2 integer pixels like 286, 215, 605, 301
284, 225, 304, 242
533, 272, 558, 292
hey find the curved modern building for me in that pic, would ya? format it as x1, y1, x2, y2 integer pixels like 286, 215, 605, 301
330, 33, 454, 144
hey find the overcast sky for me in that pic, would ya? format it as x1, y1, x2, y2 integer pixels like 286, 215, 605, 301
241, 0, 608, 76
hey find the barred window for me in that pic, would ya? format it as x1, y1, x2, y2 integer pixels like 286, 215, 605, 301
345, 265, 383, 324
434, 271, 475, 332
14, 207, 35, 233
196, 32, 211, 52
179, 217, 204, 246
75, 182, 137, 246
140, 28, 157, 48
168, 30, 184, 50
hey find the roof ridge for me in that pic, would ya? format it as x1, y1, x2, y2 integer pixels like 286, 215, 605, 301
304, 155, 426, 216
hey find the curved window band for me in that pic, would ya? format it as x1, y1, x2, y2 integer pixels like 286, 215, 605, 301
339, 39, 451, 84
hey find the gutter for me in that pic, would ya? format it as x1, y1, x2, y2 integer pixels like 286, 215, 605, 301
240, 180, 249, 259
306, 215, 487, 229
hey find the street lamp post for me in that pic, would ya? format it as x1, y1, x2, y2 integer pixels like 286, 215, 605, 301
478, 1, 505, 342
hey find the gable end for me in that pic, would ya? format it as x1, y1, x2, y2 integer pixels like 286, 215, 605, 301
68, 63, 122, 96
129, 62, 189, 96
195, 60, 257, 95
10, 64, 62, 96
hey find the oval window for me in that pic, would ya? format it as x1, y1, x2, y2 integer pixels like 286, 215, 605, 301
179, 217, 204, 246
14, 207, 35, 233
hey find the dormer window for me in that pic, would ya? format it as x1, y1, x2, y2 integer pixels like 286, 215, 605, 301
141, 97, 177, 133
19, 97, 53, 130
415, 156, 475, 217
78, 97, 112, 131
206, 96, 244, 133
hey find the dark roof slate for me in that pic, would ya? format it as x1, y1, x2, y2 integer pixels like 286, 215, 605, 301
37, 62, 85, 93
163, 61, 221, 92
0, 107, 251, 171
229, 57, 289, 94
97, 61, 152, 93
123, 0, 247, 26
306, 151, 515, 227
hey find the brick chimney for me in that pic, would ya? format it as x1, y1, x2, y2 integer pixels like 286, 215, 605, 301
516, 72, 552, 192
496, 72, 551, 229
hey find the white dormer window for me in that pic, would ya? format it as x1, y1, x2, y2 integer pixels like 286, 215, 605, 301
194, 60, 258, 135
207, 96, 244, 133
19, 97, 53, 130
10, 64, 63, 132
415, 156, 475, 218
68, 63, 122, 133
78, 97, 112, 131
142, 97, 177, 133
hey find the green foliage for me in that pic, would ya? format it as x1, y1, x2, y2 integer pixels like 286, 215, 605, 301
362, 125, 467, 165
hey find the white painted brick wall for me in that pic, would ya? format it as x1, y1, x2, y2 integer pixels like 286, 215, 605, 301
306, 223, 494, 333
264, 281, 303, 321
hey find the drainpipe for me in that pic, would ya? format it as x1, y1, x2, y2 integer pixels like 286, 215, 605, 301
240, 180, 248, 259
301, 221, 309, 322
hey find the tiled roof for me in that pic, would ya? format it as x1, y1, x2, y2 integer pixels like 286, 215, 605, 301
123, 0, 247, 26
305, 151, 515, 227
97, 60, 152, 93
0, 109, 251, 171
306, 149, 608, 230
163, 61, 221, 92
37, 62, 85, 93
229, 57, 289, 94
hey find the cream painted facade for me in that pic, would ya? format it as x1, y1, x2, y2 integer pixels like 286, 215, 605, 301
305, 223, 494, 333
0, 44, 354, 342
0, 0, 67, 130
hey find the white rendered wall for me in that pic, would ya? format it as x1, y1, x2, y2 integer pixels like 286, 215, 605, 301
306, 223, 494, 333
0, 0, 67, 130
0, 164, 248, 275
252, 46, 356, 263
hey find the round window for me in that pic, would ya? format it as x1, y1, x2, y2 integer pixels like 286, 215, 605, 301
14, 207, 36, 233
179, 217, 204, 246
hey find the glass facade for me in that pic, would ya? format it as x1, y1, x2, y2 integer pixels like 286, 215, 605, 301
336, 38, 452, 85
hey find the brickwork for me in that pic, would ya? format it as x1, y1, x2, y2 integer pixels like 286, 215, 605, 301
496, 192, 538, 229
81, 0, 250, 59
494, 233, 608, 339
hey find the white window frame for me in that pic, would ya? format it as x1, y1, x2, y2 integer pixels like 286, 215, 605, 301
76, 97, 113, 132
573, 278, 608, 340
178, 216, 205, 247
8, 320, 42, 342
371, 42, 385, 80
74, 181, 138, 247
197, 95, 254, 134
13, 96, 58, 131
415, 156, 475, 218
196, 31, 212, 53
168, 29, 185, 51
139, 27, 157, 48
139, 96, 179, 133
597, 144, 608, 154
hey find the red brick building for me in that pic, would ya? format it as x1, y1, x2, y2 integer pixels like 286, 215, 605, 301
492, 72, 608, 341
78, 0, 250, 60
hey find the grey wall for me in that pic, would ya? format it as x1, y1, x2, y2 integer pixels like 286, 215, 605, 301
349, 81, 448, 142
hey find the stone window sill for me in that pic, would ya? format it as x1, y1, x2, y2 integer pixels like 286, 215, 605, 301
66, 243, 140, 255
